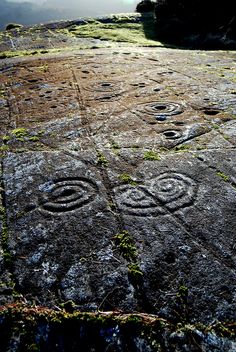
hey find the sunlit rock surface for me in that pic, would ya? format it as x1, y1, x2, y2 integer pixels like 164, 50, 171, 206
0, 13, 235, 351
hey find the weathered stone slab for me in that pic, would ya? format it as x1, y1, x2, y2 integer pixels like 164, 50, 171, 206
0, 193, 4, 277
3, 149, 236, 322
107, 149, 236, 321
1, 49, 235, 153
3, 151, 136, 310
0, 17, 236, 350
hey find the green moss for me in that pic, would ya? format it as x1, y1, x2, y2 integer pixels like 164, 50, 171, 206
97, 151, 108, 167
119, 173, 137, 186
111, 140, 120, 154
176, 285, 188, 299
0, 145, 9, 152
108, 201, 116, 211
113, 230, 137, 261
28, 136, 40, 142
159, 146, 168, 152
1, 129, 45, 150
128, 262, 143, 279
11, 128, 28, 139
0, 206, 4, 217
174, 144, 191, 152
2, 135, 11, 142
123, 315, 143, 325
37, 65, 49, 72
223, 134, 229, 141
37, 130, 45, 135
143, 150, 161, 161
174, 285, 189, 324
60, 16, 163, 47
216, 171, 229, 182
0, 49, 57, 60
0, 201, 12, 267
132, 145, 140, 150
211, 123, 220, 129
0, 302, 234, 349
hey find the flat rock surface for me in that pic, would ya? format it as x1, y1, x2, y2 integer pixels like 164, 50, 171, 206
0, 19, 236, 326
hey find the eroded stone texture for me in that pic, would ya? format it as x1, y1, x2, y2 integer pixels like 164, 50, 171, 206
3, 149, 236, 322
0, 49, 235, 153
0, 189, 4, 276
0, 45, 236, 330
3, 151, 136, 310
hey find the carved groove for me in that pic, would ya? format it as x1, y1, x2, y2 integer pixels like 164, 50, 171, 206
151, 172, 197, 210
40, 177, 98, 213
84, 81, 120, 93
114, 172, 197, 216
114, 185, 166, 216
84, 81, 123, 101
162, 130, 182, 139
134, 101, 184, 123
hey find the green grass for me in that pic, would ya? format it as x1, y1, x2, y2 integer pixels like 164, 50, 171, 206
143, 150, 161, 161
216, 171, 229, 182
61, 16, 163, 47
97, 151, 108, 167
113, 230, 137, 262
119, 174, 137, 186
0, 49, 49, 60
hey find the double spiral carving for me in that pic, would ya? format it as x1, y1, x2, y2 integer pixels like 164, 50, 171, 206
114, 185, 165, 216
114, 172, 197, 215
38, 172, 196, 215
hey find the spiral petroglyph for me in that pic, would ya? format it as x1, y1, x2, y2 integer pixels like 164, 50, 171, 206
40, 177, 98, 213
114, 185, 165, 216
150, 172, 197, 211
114, 172, 197, 216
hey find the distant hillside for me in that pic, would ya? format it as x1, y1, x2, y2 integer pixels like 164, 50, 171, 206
0, 0, 78, 30
0, 0, 136, 30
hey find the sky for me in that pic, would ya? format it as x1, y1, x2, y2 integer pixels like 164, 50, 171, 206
0, 0, 137, 30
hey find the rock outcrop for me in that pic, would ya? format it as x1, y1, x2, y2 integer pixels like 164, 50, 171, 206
154, 0, 236, 48
0, 14, 235, 351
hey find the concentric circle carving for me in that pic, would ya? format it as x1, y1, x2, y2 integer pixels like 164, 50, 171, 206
114, 185, 165, 216
151, 172, 196, 210
40, 177, 98, 213
134, 101, 184, 123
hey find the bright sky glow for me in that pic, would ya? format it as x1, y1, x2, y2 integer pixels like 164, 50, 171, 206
1, 0, 138, 29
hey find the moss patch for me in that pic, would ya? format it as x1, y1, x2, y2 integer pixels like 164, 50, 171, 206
96, 150, 108, 167
60, 15, 163, 47
119, 173, 137, 186
0, 303, 234, 351
0, 49, 49, 60
143, 150, 161, 160
113, 230, 137, 262
216, 171, 230, 182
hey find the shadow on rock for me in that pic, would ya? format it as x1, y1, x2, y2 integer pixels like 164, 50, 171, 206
137, 0, 236, 49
